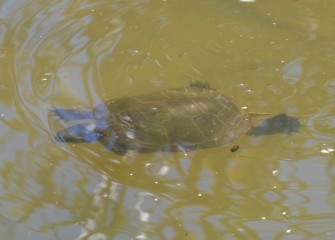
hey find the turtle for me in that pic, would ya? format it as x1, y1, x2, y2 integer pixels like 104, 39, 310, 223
54, 81, 300, 155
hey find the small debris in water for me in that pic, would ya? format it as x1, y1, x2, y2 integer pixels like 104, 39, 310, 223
128, 48, 140, 55
230, 144, 240, 152
272, 169, 279, 176
159, 165, 169, 175
321, 148, 334, 154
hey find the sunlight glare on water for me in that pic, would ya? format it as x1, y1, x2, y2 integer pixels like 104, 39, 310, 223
0, 0, 335, 239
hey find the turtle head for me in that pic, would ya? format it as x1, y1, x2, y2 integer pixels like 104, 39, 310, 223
248, 114, 300, 136
55, 123, 100, 143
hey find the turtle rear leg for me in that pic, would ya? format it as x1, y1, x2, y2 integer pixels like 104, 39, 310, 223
54, 108, 94, 121
55, 123, 100, 143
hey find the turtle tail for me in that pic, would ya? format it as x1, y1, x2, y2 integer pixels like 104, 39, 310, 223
189, 81, 211, 90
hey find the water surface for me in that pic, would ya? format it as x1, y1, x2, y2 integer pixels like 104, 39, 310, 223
0, 0, 334, 239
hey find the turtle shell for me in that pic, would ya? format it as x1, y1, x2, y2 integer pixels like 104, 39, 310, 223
96, 83, 251, 154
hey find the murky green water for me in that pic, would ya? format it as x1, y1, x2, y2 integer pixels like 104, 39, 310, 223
0, 0, 334, 239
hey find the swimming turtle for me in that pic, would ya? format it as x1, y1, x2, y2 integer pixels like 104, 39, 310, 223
54, 82, 300, 155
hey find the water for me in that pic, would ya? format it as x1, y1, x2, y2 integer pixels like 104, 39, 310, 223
0, 0, 334, 239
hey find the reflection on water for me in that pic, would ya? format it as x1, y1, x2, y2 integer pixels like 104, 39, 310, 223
0, 0, 335, 239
